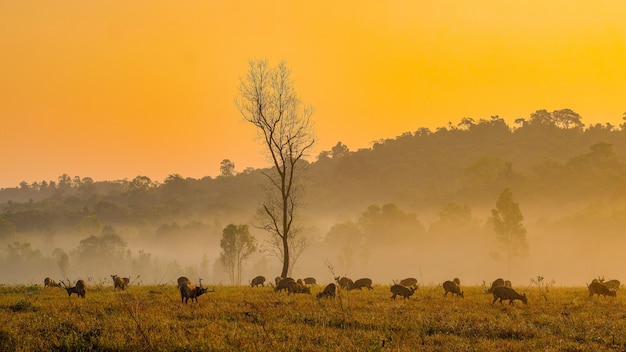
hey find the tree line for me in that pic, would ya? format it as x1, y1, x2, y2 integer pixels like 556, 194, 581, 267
2, 103, 626, 284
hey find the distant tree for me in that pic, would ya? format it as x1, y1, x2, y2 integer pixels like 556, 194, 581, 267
324, 221, 364, 273
129, 176, 154, 192
415, 127, 432, 136
220, 159, 236, 177
358, 203, 425, 247
219, 224, 256, 285
74, 226, 128, 275
552, 109, 583, 130
58, 174, 72, 188
429, 203, 480, 240
457, 117, 475, 130
236, 59, 315, 278
528, 109, 554, 126
491, 188, 528, 274
331, 142, 350, 158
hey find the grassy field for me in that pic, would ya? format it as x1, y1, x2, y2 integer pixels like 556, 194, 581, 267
1, 282, 625, 351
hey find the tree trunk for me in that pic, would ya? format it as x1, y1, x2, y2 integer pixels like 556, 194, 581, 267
281, 235, 289, 278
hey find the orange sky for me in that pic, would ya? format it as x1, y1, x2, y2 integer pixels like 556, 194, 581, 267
1, 1, 624, 188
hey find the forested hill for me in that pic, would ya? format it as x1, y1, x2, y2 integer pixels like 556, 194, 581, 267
2, 110, 626, 285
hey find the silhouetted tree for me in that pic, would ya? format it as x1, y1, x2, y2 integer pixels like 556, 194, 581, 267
219, 224, 256, 285
236, 59, 315, 278
220, 159, 236, 177
331, 142, 350, 158
491, 188, 528, 274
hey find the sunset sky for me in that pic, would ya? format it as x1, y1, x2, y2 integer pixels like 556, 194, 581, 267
1, 1, 624, 188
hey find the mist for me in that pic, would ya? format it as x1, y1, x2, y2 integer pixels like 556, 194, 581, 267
2, 115, 626, 288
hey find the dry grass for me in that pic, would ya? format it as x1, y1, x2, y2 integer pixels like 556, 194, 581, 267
1, 284, 625, 351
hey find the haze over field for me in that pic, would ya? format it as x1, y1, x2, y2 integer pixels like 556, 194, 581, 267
1, 1, 624, 188
0, 2, 625, 288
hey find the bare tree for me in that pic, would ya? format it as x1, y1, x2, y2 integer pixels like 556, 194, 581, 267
236, 59, 315, 278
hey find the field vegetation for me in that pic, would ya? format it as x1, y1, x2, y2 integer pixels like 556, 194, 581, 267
1, 282, 625, 351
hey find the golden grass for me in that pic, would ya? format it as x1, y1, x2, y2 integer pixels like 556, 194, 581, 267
1, 284, 625, 351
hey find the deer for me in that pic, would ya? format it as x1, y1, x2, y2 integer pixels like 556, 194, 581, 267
492, 286, 527, 305
44, 277, 62, 288
348, 278, 373, 290
61, 279, 86, 298
250, 276, 266, 287
179, 278, 213, 304
335, 276, 354, 290
316, 283, 336, 299
274, 277, 296, 293
443, 280, 464, 298
111, 274, 129, 290
487, 278, 505, 293
390, 284, 417, 300
588, 281, 616, 298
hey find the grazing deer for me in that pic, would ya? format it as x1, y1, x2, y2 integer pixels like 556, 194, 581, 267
303, 277, 317, 286
443, 280, 464, 298
287, 281, 311, 295
274, 277, 296, 293
390, 284, 417, 300
588, 281, 616, 298
62, 279, 86, 298
316, 283, 336, 299
250, 276, 266, 287
492, 286, 527, 305
349, 278, 373, 290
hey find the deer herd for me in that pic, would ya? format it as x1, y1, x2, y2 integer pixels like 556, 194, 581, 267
39, 274, 621, 306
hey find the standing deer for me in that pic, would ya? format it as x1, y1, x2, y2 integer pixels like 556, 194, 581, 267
335, 276, 354, 290
179, 278, 212, 304
111, 275, 129, 290
62, 279, 86, 298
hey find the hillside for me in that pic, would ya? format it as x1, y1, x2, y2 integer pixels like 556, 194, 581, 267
2, 111, 626, 285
